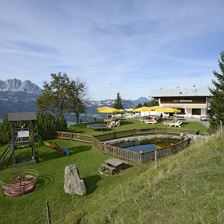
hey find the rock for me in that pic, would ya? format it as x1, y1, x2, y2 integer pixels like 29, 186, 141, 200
64, 164, 86, 196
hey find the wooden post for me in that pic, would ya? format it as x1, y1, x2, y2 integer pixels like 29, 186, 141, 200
46, 201, 52, 224
11, 122, 16, 164
31, 120, 36, 161
220, 120, 223, 133
154, 148, 157, 168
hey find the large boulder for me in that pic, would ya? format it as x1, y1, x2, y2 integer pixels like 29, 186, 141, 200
64, 164, 86, 196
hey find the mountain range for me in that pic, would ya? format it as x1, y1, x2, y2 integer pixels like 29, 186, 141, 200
0, 79, 149, 121
0, 78, 42, 94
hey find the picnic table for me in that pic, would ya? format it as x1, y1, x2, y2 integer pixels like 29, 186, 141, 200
99, 158, 127, 175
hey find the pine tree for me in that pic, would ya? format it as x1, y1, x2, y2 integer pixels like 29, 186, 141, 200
0, 115, 11, 146
136, 103, 143, 108
113, 92, 123, 109
209, 52, 224, 132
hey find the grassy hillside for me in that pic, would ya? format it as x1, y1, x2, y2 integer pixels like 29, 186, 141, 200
0, 132, 223, 224
66, 133, 224, 224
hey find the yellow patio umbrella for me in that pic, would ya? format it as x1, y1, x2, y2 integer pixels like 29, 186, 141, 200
116, 108, 124, 113
97, 107, 123, 113
147, 106, 161, 111
125, 108, 134, 112
133, 106, 152, 112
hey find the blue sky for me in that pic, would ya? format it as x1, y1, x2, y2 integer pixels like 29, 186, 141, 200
0, 0, 224, 100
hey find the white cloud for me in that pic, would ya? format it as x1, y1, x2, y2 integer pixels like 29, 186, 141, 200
0, 0, 223, 99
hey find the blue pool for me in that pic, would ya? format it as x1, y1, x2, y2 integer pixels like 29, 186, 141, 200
127, 143, 157, 152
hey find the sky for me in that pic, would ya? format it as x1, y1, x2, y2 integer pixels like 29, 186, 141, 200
0, 0, 224, 100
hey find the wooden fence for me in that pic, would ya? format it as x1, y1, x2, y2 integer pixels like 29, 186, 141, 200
95, 127, 197, 141
57, 128, 192, 163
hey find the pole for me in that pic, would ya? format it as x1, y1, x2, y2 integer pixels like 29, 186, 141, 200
46, 201, 52, 224
220, 120, 223, 133
11, 122, 16, 164
31, 120, 36, 161
154, 148, 157, 168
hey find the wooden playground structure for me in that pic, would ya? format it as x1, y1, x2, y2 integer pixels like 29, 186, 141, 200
0, 112, 37, 165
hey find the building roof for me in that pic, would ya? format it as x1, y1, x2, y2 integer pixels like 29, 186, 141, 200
150, 88, 210, 97
8, 112, 37, 121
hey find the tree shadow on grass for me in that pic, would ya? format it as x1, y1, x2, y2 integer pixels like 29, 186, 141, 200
38, 145, 92, 162
37, 151, 66, 162
181, 122, 191, 128
93, 128, 111, 133
84, 175, 102, 194
68, 145, 92, 155
120, 120, 134, 125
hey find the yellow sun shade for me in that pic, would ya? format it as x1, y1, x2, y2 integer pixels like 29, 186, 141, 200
97, 107, 124, 113
133, 107, 152, 112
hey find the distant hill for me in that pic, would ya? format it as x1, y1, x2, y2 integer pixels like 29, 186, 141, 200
0, 91, 39, 118
0, 78, 150, 120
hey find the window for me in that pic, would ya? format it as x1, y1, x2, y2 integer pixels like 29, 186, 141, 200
180, 108, 185, 114
192, 109, 201, 115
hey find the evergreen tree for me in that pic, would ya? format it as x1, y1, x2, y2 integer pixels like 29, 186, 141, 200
136, 103, 143, 108
36, 112, 67, 140
0, 115, 11, 146
113, 92, 123, 109
209, 52, 224, 132
36, 112, 57, 140
147, 99, 158, 107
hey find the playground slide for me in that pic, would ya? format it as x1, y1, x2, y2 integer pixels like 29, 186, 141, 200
44, 142, 70, 156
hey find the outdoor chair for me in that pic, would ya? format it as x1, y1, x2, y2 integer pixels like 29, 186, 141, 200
107, 120, 115, 128
144, 118, 157, 124
115, 120, 121, 127
164, 120, 182, 127
107, 120, 120, 128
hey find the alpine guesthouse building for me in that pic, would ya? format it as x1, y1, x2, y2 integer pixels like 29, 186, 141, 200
150, 87, 211, 118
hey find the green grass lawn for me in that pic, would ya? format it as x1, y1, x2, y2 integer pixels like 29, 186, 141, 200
69, 119, 208, 136
0, 140, 107, 223
1, 132, 223, 223
0, 119, 212, 224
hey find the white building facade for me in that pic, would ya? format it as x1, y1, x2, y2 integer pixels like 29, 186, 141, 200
150, 88, 211, 118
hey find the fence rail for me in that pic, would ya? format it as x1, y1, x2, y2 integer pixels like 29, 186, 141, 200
95, 127, 198, 141
57, 128, 192, 163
